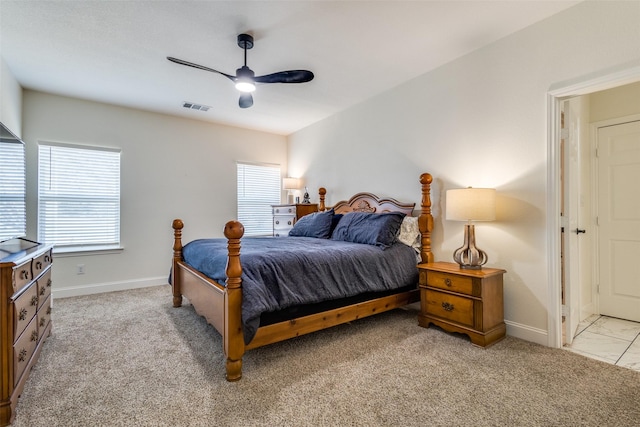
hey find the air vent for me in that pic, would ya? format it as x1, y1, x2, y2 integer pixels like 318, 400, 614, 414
182, 102, 210, 112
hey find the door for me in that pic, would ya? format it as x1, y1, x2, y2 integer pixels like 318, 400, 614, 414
562, 101, 582, 344
597, 120, 640, 322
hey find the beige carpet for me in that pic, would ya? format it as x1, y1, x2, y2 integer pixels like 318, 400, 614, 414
12, 285, 640, 426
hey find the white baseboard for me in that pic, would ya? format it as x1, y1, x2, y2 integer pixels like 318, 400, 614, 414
52, 276, 168, 299
505, 319, 549, 347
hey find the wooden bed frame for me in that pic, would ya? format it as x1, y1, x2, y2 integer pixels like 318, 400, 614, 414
171, 172, 433, 381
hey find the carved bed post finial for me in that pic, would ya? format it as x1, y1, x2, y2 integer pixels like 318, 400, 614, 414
419, 173, 434, 263
223, 220, 245, 381
319, 187, 326, 212
172, 219, 184, 307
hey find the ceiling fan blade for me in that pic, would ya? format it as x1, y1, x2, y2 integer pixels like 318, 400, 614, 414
239, 93, 253, 109
167, 57, 236, 82
254, 70, 314, 84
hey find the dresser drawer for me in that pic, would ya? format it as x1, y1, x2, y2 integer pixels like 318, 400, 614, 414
38, 295, 52, 341
273, 206, 296, 216
37, 268, 53, 309
423, 289, 474, 328
33, 249, 53, 279
273, 215, 295, 229
13, 283, 39, 342
424, 270, 474, 296
13, 316, 39, 386
12, 259, 33, 293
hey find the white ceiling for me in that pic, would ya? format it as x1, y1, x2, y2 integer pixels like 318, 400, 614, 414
0, 1, 580, 135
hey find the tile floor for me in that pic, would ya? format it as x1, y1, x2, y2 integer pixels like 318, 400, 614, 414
564, 315, 640, 372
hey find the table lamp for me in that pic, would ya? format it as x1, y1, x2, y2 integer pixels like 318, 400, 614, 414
446, 187, 496, 269
283, 177, 301, 204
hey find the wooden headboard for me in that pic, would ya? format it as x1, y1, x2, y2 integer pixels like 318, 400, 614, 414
316, 172, 433, 263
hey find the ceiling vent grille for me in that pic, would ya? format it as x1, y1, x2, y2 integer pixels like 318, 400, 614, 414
182, 102, 210, 112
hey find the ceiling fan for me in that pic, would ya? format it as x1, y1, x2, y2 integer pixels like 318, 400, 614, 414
167, 34, 314, 109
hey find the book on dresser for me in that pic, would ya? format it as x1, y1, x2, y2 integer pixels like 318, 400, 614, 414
0, 238, 54, 426
271, 203, 318, 237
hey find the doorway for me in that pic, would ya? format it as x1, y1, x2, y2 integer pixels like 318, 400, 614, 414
547, 66, 640, 349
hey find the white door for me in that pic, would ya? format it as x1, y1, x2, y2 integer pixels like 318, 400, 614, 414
597, 120, 640, 322
562, 101, 582, 344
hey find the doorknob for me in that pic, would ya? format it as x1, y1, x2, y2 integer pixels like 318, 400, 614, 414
575, 228, 586, 234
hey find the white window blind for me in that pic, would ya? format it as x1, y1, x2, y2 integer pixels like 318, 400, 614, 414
38, 143, 121, 249
0, 140, 26, 240
237, 162, 281, 236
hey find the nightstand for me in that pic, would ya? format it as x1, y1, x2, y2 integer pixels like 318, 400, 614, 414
418, 262, 506, 347
271, 203, 318, 237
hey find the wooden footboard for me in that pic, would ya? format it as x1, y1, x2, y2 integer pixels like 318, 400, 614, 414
171, 173, 434, 381
171, 219, 246, 381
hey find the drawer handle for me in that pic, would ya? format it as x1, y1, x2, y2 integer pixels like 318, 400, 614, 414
19, 308, 28, 321
287, 220, 292, 225
47, 306, 52, 315
275, 220, 280, 225
45, 255, 51, 263
31, 330, 39, 342
47, 279, 52, 287
20, 270, 30, 280
40, 287, 46, 296
31, 295, 39, 306
444, 278, 452, 287
36, 261, 43, 269
442, 302, 455, 312
40, 317, 47, 327
18, 348, 28, 362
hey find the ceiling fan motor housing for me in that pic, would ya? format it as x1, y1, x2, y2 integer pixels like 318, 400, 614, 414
237, 34, 254, 50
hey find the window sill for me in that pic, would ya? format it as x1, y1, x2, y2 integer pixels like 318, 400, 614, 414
53, 245, 124, 257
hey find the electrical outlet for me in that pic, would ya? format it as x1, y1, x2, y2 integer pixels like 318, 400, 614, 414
77, 264, 85, 275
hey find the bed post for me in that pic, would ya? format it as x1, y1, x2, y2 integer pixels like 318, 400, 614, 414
171, 219, 184, 307
419, 173, 434, 263
223, 220, 245, 381
319, 187, 326, 211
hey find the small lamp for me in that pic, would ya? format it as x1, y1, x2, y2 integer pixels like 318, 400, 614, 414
446, 187, 496, 269
283, 177, 301, 204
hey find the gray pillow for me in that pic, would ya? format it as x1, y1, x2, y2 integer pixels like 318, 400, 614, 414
330, 211, 406, 248
288, 209, 335, 239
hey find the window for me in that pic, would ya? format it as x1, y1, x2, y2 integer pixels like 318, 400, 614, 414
0, 129, 26, 241
38, 142, 121, 251
237, 162, 281, 236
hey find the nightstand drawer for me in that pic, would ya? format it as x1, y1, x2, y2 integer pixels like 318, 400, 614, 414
425, 270, 474, 296
424, 289, 474, 327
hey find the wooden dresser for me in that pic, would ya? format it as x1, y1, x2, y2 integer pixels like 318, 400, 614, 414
271, 203, 318, 237
1, 238, 53, 426
418, 262, 505, 347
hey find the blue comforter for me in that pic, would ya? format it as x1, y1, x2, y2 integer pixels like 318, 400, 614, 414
181, 236, 418, 343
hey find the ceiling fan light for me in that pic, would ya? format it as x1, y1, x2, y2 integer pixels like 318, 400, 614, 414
235, 80, 256, 93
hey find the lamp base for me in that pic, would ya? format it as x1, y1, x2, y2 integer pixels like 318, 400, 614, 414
453, 224, 488, 269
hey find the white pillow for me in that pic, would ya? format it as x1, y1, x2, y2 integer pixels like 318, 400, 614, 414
397, 216, 421, 257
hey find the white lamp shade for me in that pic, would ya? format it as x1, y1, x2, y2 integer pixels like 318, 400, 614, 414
283, 177, 301, 190
446, 188, 496, 222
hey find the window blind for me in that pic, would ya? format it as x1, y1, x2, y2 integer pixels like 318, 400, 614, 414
38, 143, 121, 249
0, 141, 26, 240
237, 162, 281, 236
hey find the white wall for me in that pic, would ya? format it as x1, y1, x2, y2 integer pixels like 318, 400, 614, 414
288, 1, 640, 344
0, 57, 22, 136
23, 90, 287, 297
590, 80, 640, 122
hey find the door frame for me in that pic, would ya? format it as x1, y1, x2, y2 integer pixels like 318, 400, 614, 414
546, 64, 640, 348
